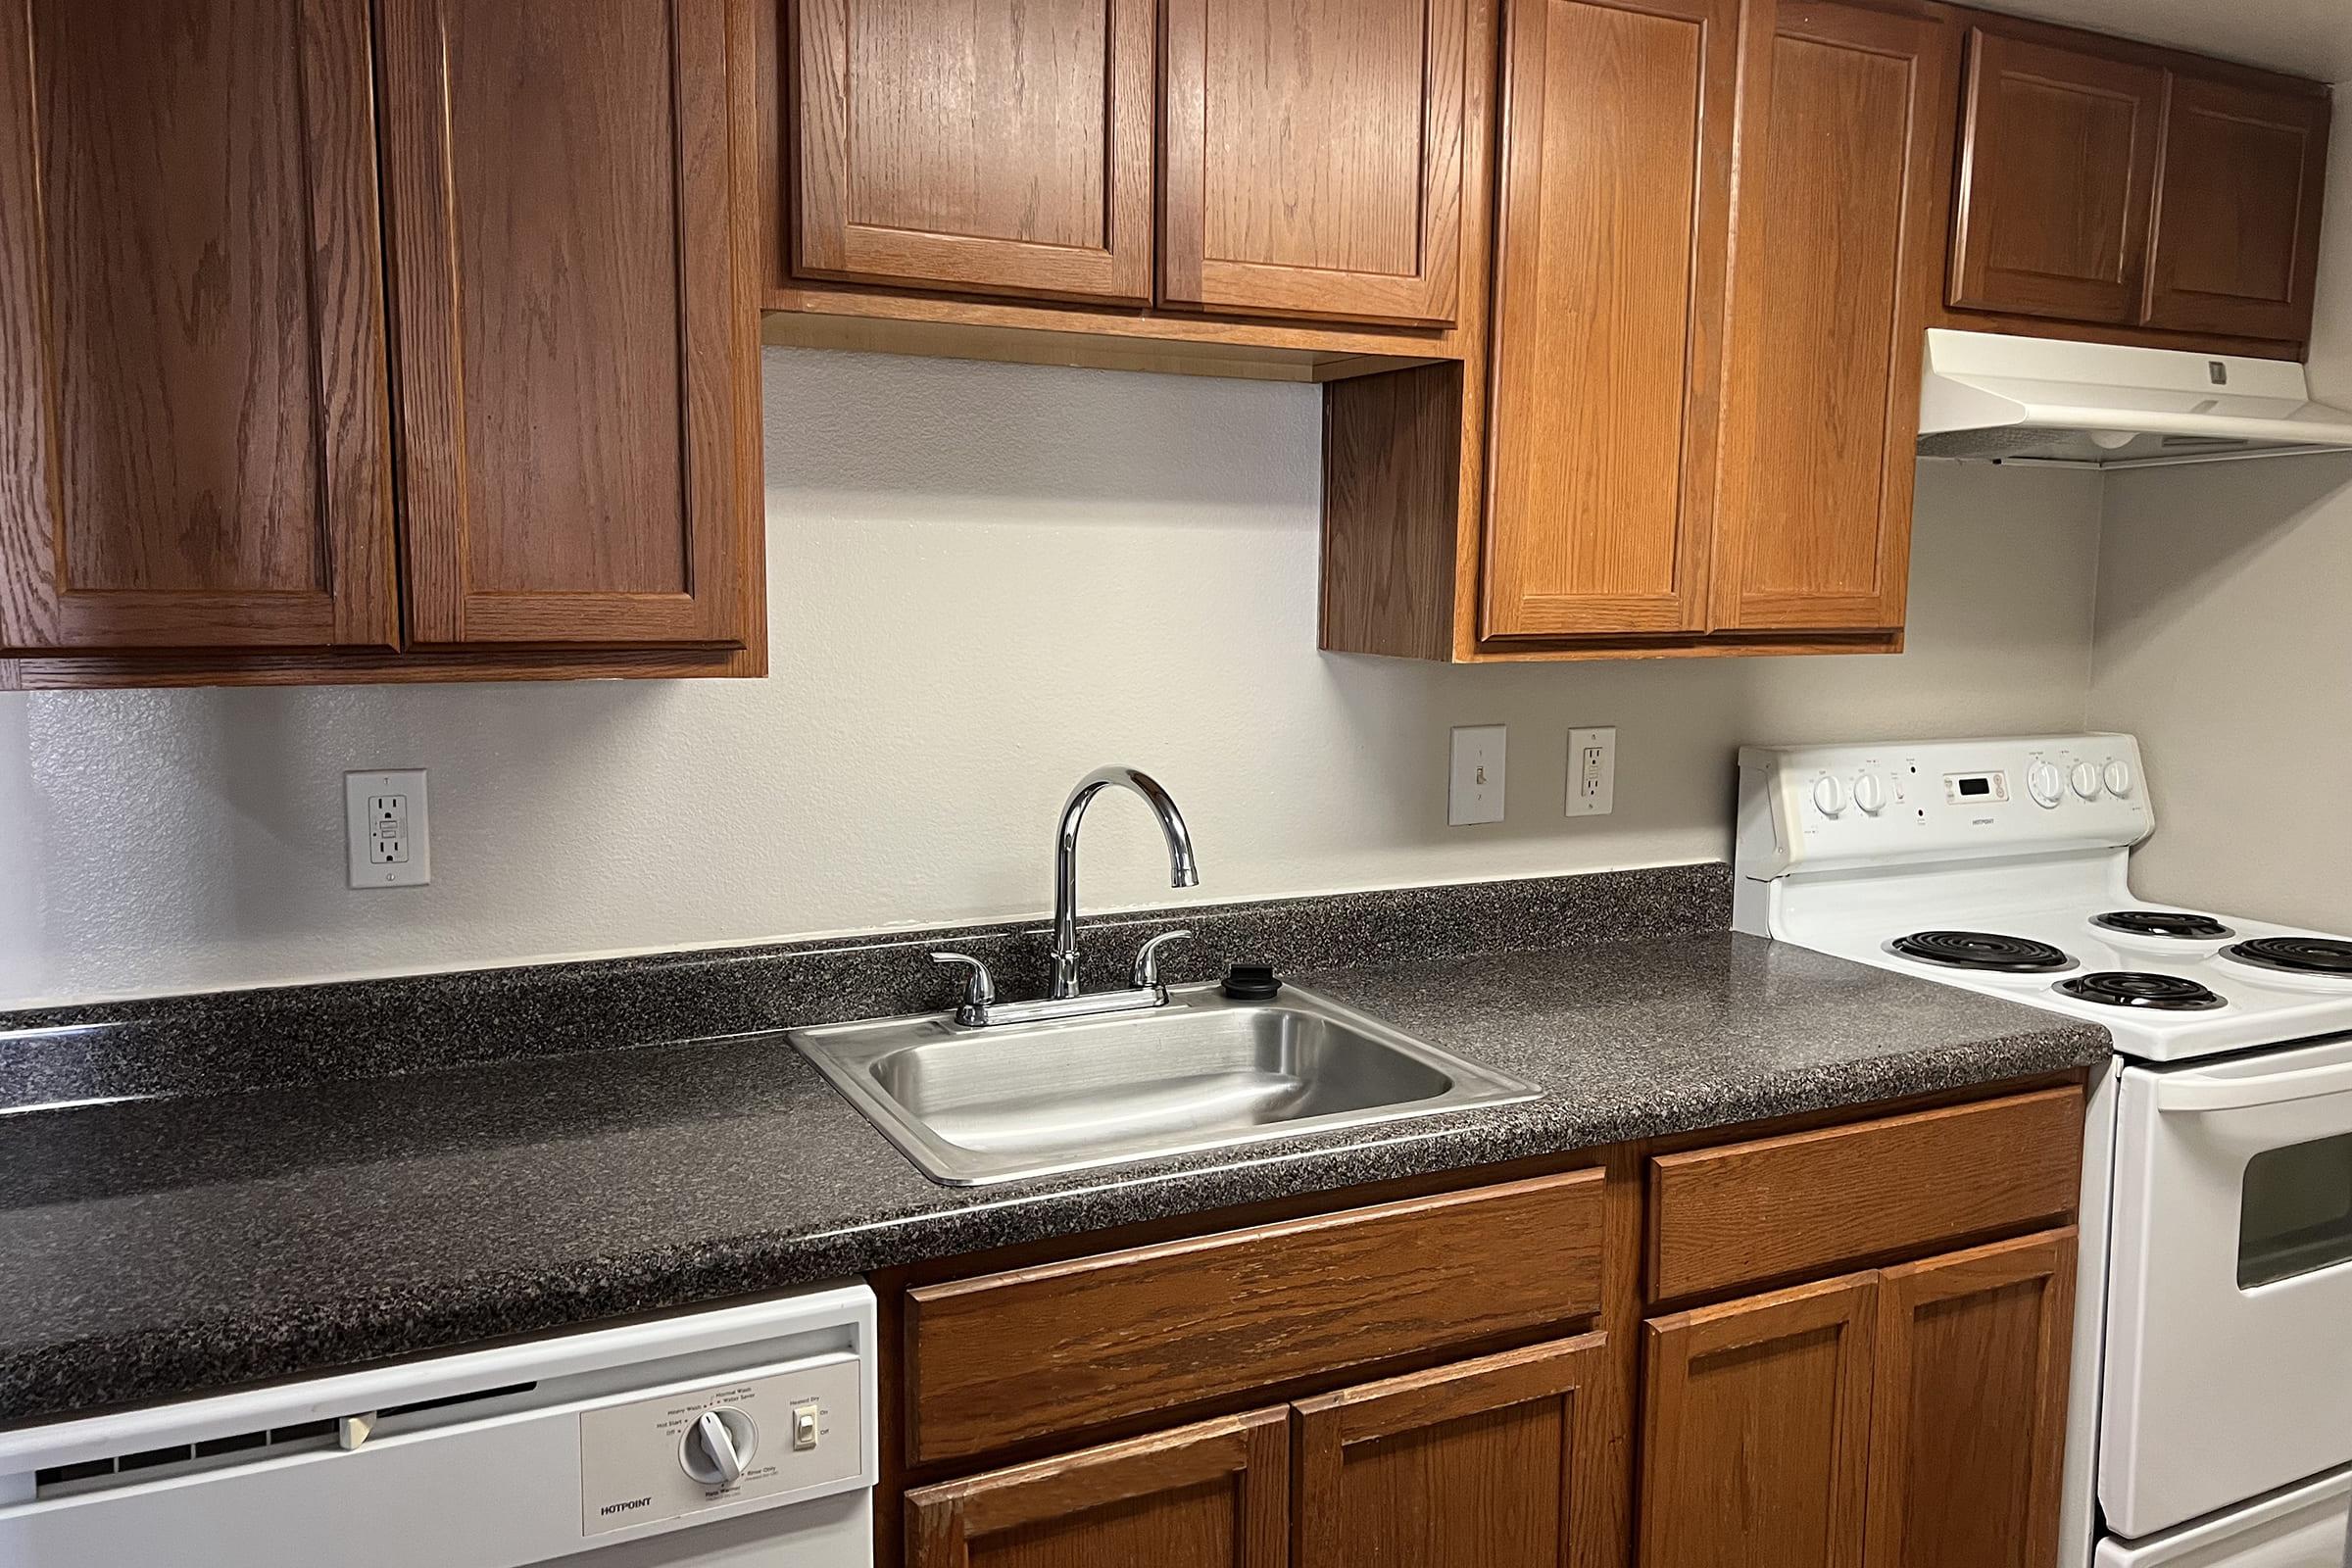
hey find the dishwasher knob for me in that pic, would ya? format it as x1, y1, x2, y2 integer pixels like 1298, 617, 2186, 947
680, 1406, 758, 1486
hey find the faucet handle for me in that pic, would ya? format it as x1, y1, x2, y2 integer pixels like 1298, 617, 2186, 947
1131, 929, 1193, 992
930, 953, 997, 1024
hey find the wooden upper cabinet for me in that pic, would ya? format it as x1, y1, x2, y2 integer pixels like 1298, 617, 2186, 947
1708, 1, 1952, 634
1950, 29, 2165, 325
791, 0, 1154, 305
1865, 1232, 2077, 1568
1294, 1335, 1611, 1568
906, 1408, 1289, 1568
1641, 1275, 1878, 1568
2144, 74, 2331, 341
1480, 0, 1740, 640
375, 0, 759, 649
0, 0, 395, 655
1161, 0, 1467, 325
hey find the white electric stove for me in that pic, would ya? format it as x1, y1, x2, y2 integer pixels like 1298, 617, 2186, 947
1737, 734, 2352, 1568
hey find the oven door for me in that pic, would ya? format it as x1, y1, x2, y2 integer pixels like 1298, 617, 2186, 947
2104, 1035, 2352, 1540
2093, 1465, 2350, 1567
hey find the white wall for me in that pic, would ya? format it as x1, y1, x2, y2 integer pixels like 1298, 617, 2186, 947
0, 349, 2105, 1007
2089, 83, 2352, 930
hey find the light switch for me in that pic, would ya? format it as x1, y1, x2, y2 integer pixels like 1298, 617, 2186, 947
791, 1402, 820, 1451
1448, 726, 1506, 826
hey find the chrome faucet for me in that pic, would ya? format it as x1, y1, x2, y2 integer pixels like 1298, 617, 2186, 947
929, 766, 1200, 1029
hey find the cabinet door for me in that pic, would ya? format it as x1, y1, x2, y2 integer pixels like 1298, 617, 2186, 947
905, 1408, 1288, 1568
376, 0, 759, 648
1480, 0, 1740, 639
0, 0, 394, 654
1293, 1334, 1610, 1568
1707, 1, 1953, 633
793, 0, 1154, 305
1863, 1231, 2077, 1568
1641, 1275, 1877, 1568
2143, 75, 2330, 342
1161, 0, 1466, 325
1950, 29, 2165, 324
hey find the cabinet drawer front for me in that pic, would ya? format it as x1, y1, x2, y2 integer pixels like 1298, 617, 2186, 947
906, 1168, 1605, 1465
1648, 1088, 2082, 1299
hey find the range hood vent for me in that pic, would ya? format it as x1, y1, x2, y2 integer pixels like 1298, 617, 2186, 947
1917, 329, 2352, 468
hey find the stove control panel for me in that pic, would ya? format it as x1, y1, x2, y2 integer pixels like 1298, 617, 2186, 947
1737, 734, 2152, 878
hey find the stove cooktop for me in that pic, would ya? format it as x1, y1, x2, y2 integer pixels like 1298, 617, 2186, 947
2055, 971, 2228, 1011
2091, 910, 2235, 941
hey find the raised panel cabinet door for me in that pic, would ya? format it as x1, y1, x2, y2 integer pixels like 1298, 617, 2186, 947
0, 0, 395, 654
1862, 1230, 2078, 1568
1950, 29, 2165, 324
793, 0, 1154, 304
1479, 0, 1740, 639
2143, 75, 2331, 342
1161, 0, 1467, 325
905, 1407, 1289, 1568
376, 0, 760, 648
1293, 1334, 1611, 1568
1708, 1, 1953, 634
1641, 1274, 1877, 1568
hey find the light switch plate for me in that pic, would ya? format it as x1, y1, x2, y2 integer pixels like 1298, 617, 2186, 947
1568, 727, 1616, 817
1448, 726, 1506, 826
346, 769, 430, 888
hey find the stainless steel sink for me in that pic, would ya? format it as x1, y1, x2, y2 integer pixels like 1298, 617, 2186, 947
789, 982, 1539, 1186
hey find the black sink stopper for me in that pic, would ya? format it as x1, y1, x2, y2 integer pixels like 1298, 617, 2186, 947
1222, 962, 1283, 1000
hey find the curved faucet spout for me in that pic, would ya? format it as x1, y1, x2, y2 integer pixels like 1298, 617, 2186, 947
1051, 766, 1199, 999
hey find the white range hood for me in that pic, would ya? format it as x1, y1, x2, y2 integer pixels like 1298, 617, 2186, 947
1917, 328, 2352, 467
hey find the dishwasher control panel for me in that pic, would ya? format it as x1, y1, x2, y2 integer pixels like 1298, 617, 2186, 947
578, 1352, 863, 1535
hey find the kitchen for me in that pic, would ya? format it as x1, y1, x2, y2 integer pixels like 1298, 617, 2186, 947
1, 0, 2348, 1565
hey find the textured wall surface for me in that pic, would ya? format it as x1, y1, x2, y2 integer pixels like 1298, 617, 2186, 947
0, 349, 2104, 1006
2090, 85, 2352, 931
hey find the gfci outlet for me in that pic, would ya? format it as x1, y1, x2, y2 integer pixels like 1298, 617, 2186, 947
346, 770, 430, 888
1448, 725, 1506, 826
1567, 728, 1616, 817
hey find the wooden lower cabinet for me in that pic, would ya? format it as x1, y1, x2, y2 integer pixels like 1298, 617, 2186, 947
904, 1408, 1289, 1568
1641, 1229, 2078, 1568
1294, 1335, 1611, 1568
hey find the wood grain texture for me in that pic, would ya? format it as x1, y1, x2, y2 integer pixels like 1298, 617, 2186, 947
1926, 300, 2307, 360
1480, 0, 1739, 639
2143, 74, 2330, 341
1864, 1230, 2078, 1568
1320, 364, 1464, 660
1950, 26, 2165, 324
1647, 1087, 2082, 1301
377, 0, 758, 647
769, 310, 1430, 383
0, 0, 394, 654
1162, 0, 1466, 325
1293, 1333, 1609, 1568
1640, 1274, 1878, 1568
906, 1407, 1288, 1568
906, 1168, 1605, 1466
0, 644, 762, 688
1707, 0, 1953, 633
793, 0, 1154, 304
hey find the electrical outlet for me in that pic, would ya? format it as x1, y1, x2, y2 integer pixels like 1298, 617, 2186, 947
1567, 727, 1616, 817
1448, 725, 1506, 826
346, 770, 430, 888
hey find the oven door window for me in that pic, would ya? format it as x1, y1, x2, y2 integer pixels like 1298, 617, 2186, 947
2240, 1131, 2352, 1289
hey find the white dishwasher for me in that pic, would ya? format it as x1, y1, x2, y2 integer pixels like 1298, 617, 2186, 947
0, 1280, 876, 1567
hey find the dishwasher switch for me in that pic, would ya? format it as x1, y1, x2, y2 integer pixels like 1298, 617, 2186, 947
791, 1402, 820, 1451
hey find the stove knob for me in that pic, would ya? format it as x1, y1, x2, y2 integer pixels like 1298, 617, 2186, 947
2028, 761, 2065, 808
681, 1407, 758, 1487
2103, 760, 2134, 797
2070, 761, 2103, 801
1852, 773, 1887, 815
1812, 775, 1848, 817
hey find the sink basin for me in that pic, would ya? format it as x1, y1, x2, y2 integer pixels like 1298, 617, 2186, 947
789, 982, 1539, 1186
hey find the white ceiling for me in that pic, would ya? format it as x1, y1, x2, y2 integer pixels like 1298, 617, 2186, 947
1985, 0, 2352, 82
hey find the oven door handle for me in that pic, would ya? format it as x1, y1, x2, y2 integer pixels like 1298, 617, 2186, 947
2155, 1059, 2352, 1113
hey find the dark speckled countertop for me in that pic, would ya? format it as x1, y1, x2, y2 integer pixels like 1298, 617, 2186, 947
0, 931, 2106, 1429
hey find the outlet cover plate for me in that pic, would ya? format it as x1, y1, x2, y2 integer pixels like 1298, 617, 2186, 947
1568, 728, 1616, 817
346, 769, 430, 888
